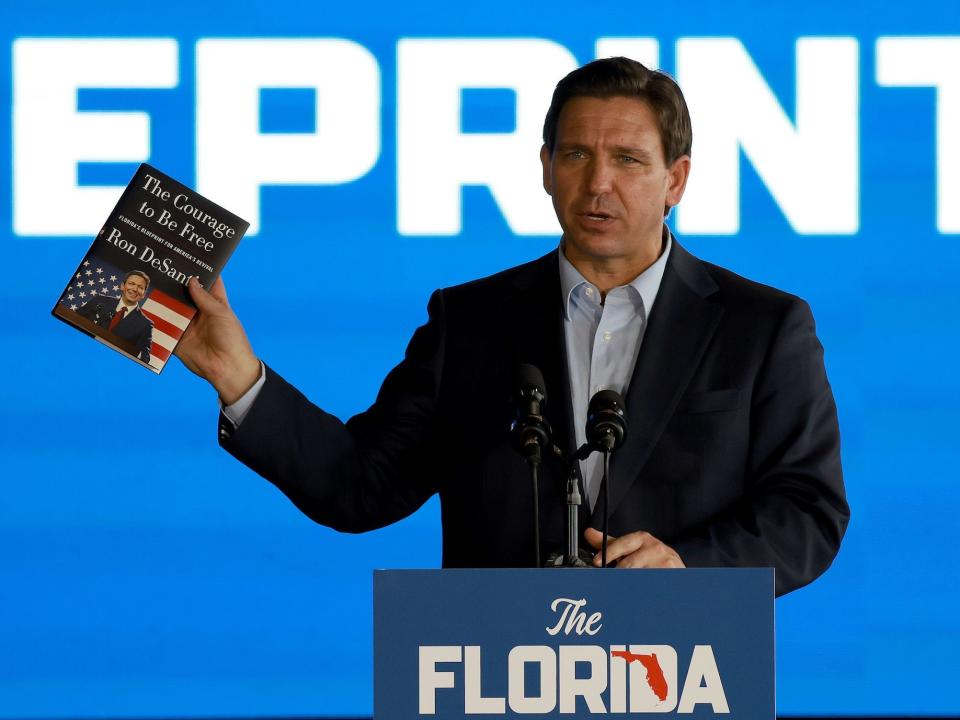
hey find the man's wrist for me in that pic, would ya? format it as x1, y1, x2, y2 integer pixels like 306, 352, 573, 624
213, 353, 262, 406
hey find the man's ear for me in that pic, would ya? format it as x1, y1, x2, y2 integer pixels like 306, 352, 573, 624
540, 144, 553, 196
665, 154, 691, 209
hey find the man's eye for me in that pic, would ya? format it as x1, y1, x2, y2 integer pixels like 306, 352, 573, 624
620, 155, 638, 163
567, 150, 585, 159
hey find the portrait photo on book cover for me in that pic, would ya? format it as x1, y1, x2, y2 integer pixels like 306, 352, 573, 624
55, 252, 195, 373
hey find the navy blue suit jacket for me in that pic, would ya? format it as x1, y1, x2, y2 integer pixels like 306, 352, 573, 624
220, 242, 848, 596
77, 295, 153, 363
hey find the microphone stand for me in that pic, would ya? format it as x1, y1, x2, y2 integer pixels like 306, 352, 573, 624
550, 430, 617, 568
601, 448, 610, 568
545, 447, 592, 568
511, 363, 553, 569
547, 388, 627, 568
523, 442, 542, 569
562, 467, 589, 567
514, 420, 555, 569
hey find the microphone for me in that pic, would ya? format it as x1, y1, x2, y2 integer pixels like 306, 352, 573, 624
586, 389, 627, 453
510, 363, 552, 568
511, 363, 552, 465
584, 389, 627, 569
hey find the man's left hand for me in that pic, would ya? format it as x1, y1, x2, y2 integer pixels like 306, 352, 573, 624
584, 527, 686, 568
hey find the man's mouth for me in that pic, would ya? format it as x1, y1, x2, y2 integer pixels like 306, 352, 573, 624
581, 211, 614, 222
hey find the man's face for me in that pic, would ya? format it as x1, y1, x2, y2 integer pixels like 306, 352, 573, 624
541, 95, 690, 270
120, 275, 147, 306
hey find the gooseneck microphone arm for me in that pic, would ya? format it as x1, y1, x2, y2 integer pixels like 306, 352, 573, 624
584, 389, 628, 568
510, 364, 552, 568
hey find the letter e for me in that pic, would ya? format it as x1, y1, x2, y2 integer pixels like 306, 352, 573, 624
13, 39, 177, 235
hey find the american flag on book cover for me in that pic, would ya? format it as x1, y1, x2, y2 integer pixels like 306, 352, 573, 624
57, 258, 123, 310
140, 288, 196, 370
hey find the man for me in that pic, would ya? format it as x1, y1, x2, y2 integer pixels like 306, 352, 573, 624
176, 58, 848, 596
78, 269, 154, 363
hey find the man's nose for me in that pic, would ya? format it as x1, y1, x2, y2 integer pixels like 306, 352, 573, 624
585, 159, 613, 194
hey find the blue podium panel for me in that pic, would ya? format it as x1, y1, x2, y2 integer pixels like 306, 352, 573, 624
374, 568, 774, 719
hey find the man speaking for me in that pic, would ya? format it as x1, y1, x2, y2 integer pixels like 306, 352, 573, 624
176, 57, 848, 596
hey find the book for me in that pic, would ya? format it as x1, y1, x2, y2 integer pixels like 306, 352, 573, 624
52, 163, 249, 373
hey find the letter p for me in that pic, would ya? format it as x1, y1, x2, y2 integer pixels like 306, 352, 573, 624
195, 39, 380, 234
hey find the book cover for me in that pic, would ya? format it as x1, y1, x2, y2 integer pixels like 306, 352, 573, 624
52, 164, 249, 373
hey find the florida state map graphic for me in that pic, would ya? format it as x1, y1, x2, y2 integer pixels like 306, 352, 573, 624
611, 650, 669, 702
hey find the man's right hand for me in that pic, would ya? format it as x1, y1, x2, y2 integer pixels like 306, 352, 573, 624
175, 276, 261, 405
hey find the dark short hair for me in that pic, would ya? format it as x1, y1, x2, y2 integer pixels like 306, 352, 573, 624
542, 57, 692, 165
123, 269, 150, 289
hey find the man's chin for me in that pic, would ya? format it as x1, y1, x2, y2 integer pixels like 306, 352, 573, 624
565, 233, 628, 261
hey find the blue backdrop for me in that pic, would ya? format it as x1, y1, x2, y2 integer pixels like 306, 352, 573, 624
2, 1, 958, 716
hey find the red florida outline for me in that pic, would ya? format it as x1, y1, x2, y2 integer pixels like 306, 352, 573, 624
611, 650, 669, 702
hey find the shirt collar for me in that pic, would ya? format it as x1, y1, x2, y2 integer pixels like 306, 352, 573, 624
558, 227, 673, 320
115, 298, 137, 314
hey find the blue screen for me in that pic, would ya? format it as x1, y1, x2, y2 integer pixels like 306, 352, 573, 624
2, 1, 959, 716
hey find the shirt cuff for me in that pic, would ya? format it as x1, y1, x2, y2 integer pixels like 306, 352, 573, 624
220, 361, 266, 428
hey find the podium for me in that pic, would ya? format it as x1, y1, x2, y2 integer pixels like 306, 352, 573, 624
374, 568, 774, 718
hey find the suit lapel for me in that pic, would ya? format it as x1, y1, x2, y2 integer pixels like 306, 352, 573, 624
603, 241, 723, 518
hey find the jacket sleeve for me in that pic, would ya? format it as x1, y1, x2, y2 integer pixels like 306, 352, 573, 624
670, 298, 849, 596
219, 290, 447, 533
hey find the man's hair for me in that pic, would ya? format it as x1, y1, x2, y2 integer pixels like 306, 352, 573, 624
123, 269, 151, 289
542, 57, 692, 165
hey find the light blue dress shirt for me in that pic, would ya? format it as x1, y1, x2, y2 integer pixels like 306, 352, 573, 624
558, 231, 672, 510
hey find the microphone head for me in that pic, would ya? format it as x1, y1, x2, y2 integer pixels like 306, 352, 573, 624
588, 389, 624, 413
515, 362, 547, 405
586, 389, 627, 452
511, 363, 551, 460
